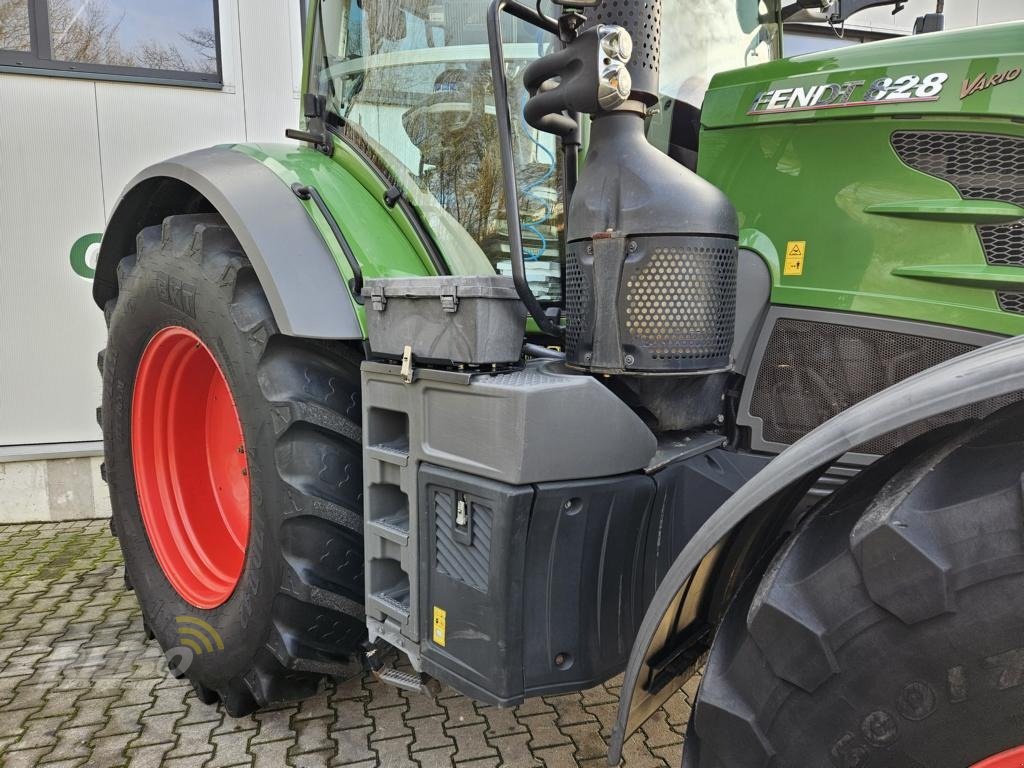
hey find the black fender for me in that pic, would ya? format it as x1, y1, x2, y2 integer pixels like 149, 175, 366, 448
92, 146, 362, 339
608, 333, 1024, 764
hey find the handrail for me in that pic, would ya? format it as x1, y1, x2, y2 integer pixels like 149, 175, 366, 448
486, 0, 563, 338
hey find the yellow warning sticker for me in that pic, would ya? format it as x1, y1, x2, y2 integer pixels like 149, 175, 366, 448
433, 606, 447, 647
784, 241, 806, 276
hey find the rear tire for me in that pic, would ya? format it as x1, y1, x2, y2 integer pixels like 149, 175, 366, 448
99, 214, 366, 714
684, 405, 1024, 768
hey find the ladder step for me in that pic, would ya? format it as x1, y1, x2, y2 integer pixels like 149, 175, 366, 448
375, 667, 428, 693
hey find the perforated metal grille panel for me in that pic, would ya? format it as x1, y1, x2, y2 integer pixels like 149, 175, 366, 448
998, 291, 1024, 315
434, 490, 491, 594
749, 318, 1023, 455
624, 244, 736, 362
891, 131, 1024, 267
564, 248, 588, 358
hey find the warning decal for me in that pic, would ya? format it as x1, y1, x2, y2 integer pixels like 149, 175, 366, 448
784, 241, 806, 276
433, 606, 447, 647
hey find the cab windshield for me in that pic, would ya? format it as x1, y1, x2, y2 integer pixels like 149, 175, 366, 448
308, 0, 780, 297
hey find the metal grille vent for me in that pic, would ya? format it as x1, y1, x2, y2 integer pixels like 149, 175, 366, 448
434, 491, 491, 594
749, 318, 1024, 455
624, 245, 736, 361
891, 131, 1024, 267
564, 248, 588, 358
998, 292, 1024, 315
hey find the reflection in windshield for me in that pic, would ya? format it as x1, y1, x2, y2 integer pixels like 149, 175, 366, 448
310, 1, 779, 298
312, 0, 564, 300
659, 0, 780, 107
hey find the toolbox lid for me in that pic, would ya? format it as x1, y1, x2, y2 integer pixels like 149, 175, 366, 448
362, 276, 521, 301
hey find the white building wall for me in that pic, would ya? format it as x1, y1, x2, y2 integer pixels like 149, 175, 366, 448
786, 0, 1022, 55
0, 0, 304, 455
843, 0, 1020, 34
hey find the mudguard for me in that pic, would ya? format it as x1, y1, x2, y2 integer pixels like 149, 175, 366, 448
93, 146, 366, 339
608, 333, 1024, 764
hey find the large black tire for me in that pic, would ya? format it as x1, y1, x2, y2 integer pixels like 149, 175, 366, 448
685, 405, 1024, 768
99, 213, 366, 715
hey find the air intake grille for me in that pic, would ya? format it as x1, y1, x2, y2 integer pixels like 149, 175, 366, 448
998, 291, 1024, 315
564, 248, 589, 358
624, 245, 737, 362
891, 131, 1024, 267
749, 318, 1023, 455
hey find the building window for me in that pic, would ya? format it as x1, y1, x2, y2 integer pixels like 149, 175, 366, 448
0, 0, 222, 87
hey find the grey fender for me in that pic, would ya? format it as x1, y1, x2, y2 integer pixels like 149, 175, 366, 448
92, 146, 362, 339
608, 333, 1024, 764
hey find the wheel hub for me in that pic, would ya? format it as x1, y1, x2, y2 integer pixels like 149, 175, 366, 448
131, 326, 250, 609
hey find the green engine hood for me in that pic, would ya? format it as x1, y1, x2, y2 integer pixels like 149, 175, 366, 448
702, 21, 1024, 129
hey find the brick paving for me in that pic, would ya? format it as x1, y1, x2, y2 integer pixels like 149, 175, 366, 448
0, 521, 695, 767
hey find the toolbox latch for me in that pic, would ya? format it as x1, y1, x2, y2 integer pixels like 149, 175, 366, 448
400, 345, 414, 384
369, 285, 387, 312
440, 287, 459, 313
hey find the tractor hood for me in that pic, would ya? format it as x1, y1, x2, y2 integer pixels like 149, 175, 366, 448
701, 21, 1024, 129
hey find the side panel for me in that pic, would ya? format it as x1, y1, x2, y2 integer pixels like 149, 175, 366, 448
703, 23, 1024, 129
699, 117, 1024, 337
737, 306, 1010, 461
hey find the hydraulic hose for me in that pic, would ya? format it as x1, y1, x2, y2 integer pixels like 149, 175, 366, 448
524, 343, 565, 360
518, 91, 557, 261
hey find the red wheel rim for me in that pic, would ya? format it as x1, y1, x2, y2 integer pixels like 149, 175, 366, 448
973, 747, 1024, 768
132, 326, 250, 609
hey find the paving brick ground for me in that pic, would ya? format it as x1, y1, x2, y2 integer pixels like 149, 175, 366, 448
0, 521, 696, 768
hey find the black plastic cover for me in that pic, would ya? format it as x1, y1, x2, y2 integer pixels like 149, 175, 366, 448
418, 464, 535, 705
640, 449, 769, 606
523, 474, 657, 696
417, 447, 769, 706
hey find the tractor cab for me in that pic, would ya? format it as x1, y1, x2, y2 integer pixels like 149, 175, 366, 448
306, 0, 781, 303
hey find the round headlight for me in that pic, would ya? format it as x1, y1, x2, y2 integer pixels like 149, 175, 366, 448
599, 25, 633, 64
598, 63, 632, 110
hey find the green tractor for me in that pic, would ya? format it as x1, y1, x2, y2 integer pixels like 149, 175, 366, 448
93, 0, 1024, 764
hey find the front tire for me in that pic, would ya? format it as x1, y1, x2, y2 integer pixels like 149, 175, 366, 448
100, 214, 366, 714
685, 405, 1024, 768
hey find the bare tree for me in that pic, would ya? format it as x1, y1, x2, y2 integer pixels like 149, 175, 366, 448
38, 0, 218, 73
180, 26, 218, 73
48, 0, 132, 66
0, 0, 32, 51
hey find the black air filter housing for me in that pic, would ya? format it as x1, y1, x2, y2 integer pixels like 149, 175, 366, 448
585, 0, 662, 105
564, 112, 738, 374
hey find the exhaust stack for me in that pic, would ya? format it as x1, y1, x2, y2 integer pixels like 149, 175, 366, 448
526, 0, 739, 428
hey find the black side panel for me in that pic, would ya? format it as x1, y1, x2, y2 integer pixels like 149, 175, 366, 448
641, 449, 770, 608
741, 309, 1011, 458
418, 464, 534, 706
523, 474, 656, 697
